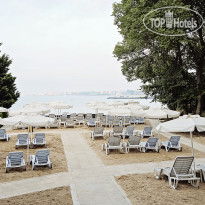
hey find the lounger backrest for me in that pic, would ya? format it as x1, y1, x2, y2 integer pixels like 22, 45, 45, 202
113, 126, 123, 134
94, 127, 104, 134
17, 134, 28, 144
34, 133, 45, 143
108, 136, 121, 146
146, 137, 159, 147
170, 136, 181, 146
126, 126, 134, 135
144, 127, 152, 134
0, 129, 6, 137
61, 114, 67, 121
8, 152, 23, 165
89, 118, 95, 124
130, 116, 136, 121
139, 117, 144, 122
128, 136, 141, 145
170, 156, 194, 177
124, 118, 130, 123
77, 116, 84, 120
36, 149, 50, 164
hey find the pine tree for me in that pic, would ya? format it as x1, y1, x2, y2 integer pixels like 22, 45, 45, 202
0, 43, 20, 108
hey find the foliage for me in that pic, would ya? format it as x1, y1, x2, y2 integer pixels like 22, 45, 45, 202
112, 0, 205, 113
0, 43, 20, 108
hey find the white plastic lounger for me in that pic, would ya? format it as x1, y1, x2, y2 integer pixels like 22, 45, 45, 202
100, 118, 111, 127
30, 149, 52, 170
87, 118, 96, 127
102, 136, 123, 155
130, 116, 138, 125
6, 151, 26, 172
155, 156, 200, 189
112, 118, 121, 127
141, 137, 159, 152
138, 117, 145, 124
142, 127, 153, 138
109, 126, 124, 137
49, 118, 60, 128
0, 128, 10, 141
124, 126, 135, 138
124, 135, 142, 153
16, 134, 30, 149
32, 133, 46, 148
161, 136, 182, 152
122, 117, 130, 127
65, 119, 75, 128
76, 116, 85, 125
91, 127, 105, 140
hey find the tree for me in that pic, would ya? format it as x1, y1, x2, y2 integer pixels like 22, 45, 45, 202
0, 43, 20, 108
112, 0, 205, 114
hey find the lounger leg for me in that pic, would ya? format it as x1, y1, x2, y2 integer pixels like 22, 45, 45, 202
169, 178, 178, 189
191, 179, 200, 188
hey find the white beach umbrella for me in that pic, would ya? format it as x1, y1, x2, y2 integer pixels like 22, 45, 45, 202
108, 108, 132, 117
86, 101, 106, 114
0, 107, 8, 112
144, 108, 180, 119
48, 101, 73, 115
9, 107, 51, 116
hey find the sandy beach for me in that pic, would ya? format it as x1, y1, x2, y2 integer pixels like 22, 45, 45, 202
0, 186, 73, 205
0, 133, 67, 183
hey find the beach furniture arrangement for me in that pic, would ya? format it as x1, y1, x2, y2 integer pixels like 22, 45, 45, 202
32, 133, 46, 148
109, 126, 124, 137
138, 117, 145, 124
155, 156, 200, 189
87, 118, 96, 127
124, 135, 142, 153
140, 137, 160, 152
30, 149, 52, 170
142, 126, 153, 138
161, 136, 182, 151
0, 128, 10, 141
16, 134, 30, 149
124, 126, 135, 138
91, 127, 105, 140
6, 151, 26, 173
102, 136, 123, 155
65, 119, 76, 128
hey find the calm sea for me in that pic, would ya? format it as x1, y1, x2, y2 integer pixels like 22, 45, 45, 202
11, 95, 162, 114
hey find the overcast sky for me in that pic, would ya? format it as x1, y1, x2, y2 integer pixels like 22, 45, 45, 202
1, 0, 141, 95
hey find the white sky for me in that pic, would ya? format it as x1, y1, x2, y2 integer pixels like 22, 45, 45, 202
1, 0, 141, 94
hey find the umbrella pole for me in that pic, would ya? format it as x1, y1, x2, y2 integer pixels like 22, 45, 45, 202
27, 126, 30, 164
190, 131, 196, 174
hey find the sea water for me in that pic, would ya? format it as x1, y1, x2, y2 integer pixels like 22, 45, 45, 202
11, 95, 162, 114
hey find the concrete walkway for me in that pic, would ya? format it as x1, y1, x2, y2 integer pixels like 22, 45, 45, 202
61, 131, 131, 205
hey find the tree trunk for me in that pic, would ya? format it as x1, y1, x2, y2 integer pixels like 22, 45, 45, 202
196, 67, 202, 114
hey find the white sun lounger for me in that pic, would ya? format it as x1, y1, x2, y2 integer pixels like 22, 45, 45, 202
109, 126, 124, 137
87, 118, 96, 127
32, 133, 46, 148
124, 135, 142, 153
6, 151, 26, 172
0, 128, 10, 141
16, 134, 30, 149
124, 126, 135, 138
138, 117, 145, 124
155, 156, 200, 189
141, 137, 160, 152
142, 127, 153, 138
65, 119, 76, 128
91, 127, 105, 140
30, 149, 52, 170
102, 136, 123, 155
161, 136, 182, 152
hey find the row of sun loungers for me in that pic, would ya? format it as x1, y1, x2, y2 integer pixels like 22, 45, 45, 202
49, 113, 146, 128
6, 149, 52, 172
16, 133, 46, 148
